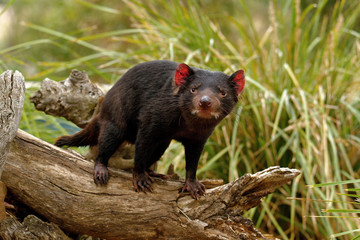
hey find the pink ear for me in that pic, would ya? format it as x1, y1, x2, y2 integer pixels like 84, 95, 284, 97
174, 63, 193, 86
230, 70, 245, 95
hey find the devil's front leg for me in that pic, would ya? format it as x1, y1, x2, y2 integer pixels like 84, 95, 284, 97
182, 140, 206, 200
132, 137, 155, 193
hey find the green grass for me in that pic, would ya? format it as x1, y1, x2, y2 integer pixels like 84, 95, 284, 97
1, 0, 360, 239
309, 180, 360, 240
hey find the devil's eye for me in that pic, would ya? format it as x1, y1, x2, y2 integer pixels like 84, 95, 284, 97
220, 91, 227, 97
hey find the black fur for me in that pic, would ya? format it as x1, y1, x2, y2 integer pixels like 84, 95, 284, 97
55, 60, 245, 199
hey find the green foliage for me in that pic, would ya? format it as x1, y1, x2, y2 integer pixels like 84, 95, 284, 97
1, 0, 359, 239
310, 180, 360, 239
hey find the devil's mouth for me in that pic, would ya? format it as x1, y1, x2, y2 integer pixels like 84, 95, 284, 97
192, 109, 220, 119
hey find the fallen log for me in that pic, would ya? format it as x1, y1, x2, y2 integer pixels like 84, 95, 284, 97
2, 129, 300, 239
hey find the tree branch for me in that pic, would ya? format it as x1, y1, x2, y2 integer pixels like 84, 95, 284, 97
30, 69, 104, 128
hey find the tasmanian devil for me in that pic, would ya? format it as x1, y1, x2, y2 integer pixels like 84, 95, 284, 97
55, 60, 245, 199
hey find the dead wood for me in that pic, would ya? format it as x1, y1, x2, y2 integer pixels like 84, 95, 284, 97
0, 70, 25, 221
0, 70, 25, 177
1, 129, 300, 240
30, 69, 104, 128
0, 214, 71, 240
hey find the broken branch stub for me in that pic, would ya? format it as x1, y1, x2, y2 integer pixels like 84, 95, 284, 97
30, 69, 104, 128
0, 70, 25, 176
0, 70, 25, 221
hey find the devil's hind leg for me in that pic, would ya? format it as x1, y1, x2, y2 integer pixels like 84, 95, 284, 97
94, 120, 124, 185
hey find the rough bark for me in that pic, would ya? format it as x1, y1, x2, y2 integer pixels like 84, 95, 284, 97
2, 129, 300, 240
0, 70, 25, 177
0, 214, 71, 240
30, 69, 104, 128
0, 70, 25, 221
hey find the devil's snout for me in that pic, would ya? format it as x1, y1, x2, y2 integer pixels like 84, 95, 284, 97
199, 96, 212, 108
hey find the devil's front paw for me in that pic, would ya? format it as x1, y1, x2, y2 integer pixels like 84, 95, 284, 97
94, 163, 109, 185
181, 179, 206, 200
133, 171, 153, 193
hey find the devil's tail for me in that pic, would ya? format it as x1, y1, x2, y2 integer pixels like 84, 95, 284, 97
55, 116, 99, 147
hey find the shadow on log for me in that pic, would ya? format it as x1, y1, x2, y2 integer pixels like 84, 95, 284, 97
2, 129, 300, 240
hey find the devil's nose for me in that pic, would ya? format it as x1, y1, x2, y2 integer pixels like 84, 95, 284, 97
199, 96, 212, 108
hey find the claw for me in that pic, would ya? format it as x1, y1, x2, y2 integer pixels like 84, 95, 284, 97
181, 179, 206, 200
94, 163, 109, 185
133, 171, 154, 193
